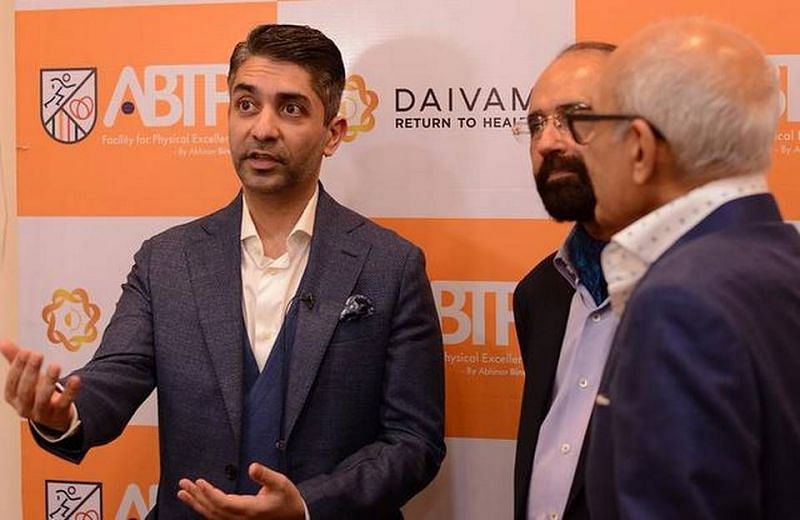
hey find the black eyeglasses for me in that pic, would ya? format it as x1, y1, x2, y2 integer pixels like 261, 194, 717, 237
564, 112, 665, 145
512, 103, 590, 142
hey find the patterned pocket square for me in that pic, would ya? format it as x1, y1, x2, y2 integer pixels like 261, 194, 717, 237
339, 294, 375, 322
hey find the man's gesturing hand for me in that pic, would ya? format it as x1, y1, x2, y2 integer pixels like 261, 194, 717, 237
1, 341, 80, 433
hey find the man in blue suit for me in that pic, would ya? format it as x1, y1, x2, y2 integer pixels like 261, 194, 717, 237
562, 18, 800, 518
1, 24, 445, 519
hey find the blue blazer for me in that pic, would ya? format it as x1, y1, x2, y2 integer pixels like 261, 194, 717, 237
36, 186, 446, 519
586, 194, 800, 519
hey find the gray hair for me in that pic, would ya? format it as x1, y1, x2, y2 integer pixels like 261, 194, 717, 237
608, 19, 780, 179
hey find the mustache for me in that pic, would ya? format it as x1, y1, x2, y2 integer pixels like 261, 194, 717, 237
536, 153, 590, 184
245, 148, 287, 163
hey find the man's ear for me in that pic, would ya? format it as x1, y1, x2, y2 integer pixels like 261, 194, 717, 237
323, 116, 348, 157
629, 118, 659, 185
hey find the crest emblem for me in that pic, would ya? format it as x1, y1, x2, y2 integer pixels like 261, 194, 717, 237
40, 68, 97, 144
45, 480, 103, 519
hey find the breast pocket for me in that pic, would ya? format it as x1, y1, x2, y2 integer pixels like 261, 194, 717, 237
329, 312, 384, 345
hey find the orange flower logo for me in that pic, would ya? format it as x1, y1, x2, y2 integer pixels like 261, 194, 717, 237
339, 74, 379, 142
42, 288, 101, 352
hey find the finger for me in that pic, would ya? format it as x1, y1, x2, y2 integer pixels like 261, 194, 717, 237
0, 341, 19, 364
4, 350, 28, 405
15, 352, 44, 416
248, 463, 303, 515
177, 480, 214, 519
196, 479, 253, 518
248, 462, 283, 490
185, 479, 235, 519
33, 363, 61, 415
54, 375, 81, 411
205, 478, 267, 519
178, 479, 211, 518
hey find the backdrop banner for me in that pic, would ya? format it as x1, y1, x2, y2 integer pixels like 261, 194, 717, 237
15, 1, 799, 518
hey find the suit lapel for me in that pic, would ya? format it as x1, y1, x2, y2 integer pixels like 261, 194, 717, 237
185, 195, 246, 447
283, 187, 370, 440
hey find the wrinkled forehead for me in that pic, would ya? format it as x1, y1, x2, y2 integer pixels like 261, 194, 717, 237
530, 51, 609, 113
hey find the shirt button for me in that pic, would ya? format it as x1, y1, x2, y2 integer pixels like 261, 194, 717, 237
578, 377, 589, 389
591, 313, 602, 322
549, 513, 558, 520
560, 443, 571, 455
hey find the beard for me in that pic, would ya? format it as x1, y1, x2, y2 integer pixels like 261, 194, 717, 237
535, 152, 597, 223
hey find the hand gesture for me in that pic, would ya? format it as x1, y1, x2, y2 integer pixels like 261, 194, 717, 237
178, 463, 305, 520
1, 341, 80, 433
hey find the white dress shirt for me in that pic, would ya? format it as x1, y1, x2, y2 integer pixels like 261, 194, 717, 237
602, 173, 768, 317
528, 230, 618, 520
240, 187, 317, 370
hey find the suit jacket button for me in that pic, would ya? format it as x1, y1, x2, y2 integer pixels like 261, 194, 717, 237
275, 440, 287, 451
224, 464, 238, 480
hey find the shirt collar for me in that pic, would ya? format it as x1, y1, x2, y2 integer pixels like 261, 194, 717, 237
610, 173, 767, 265
554, 224, 610, 308
240, 185, 318, 258
553, 228, 579, 285
602, 173, 767, 316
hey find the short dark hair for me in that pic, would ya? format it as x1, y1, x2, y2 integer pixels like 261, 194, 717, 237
557, 41, 617, 57
228, 24, 346, 124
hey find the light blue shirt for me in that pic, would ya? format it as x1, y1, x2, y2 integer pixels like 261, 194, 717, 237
527, 230, 618, 520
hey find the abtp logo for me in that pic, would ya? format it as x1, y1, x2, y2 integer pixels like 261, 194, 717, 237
103, 64, 229, 127
41, 68, 97, 144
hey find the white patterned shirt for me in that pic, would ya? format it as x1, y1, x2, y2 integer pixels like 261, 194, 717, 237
602, 173, 768, 317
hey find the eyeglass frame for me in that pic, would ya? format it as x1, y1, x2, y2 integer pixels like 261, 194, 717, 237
564, 112, 665, 145
511, 102, 591, 142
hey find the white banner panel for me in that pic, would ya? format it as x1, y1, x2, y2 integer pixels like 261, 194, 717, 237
282, 0, 574, 218
18, 217, 189, 426
404, 437, 515, 519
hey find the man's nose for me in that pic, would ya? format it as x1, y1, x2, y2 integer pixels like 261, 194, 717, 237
251, 108, 280, 141
533, 119, 569, 156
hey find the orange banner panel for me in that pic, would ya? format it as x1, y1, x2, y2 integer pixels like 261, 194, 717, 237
21, 423, 159, 519
576, 0, 800, 219
378, 218, 570, 281
17, 3, 277, 216
576, 1, 800, 49
378, 218, 570, 438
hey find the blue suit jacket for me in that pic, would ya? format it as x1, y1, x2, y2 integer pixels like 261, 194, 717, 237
36, 186, 446, 519
586, 194, 800, 519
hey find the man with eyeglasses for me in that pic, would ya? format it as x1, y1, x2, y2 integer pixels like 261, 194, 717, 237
512, 41, 617, 520
573, 19, 800, 519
